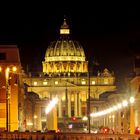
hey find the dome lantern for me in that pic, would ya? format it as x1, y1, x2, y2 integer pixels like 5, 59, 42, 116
60, 18, 70, 35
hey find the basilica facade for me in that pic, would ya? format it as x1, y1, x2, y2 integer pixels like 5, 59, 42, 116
22, 18, 116, 132
0, 18, 140, 134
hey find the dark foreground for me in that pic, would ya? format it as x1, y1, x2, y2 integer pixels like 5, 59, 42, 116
0, 132, 140, 140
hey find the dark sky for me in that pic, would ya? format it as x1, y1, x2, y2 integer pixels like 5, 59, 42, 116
0, 3, 140, 88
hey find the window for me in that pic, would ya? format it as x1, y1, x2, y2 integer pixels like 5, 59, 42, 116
0, 53, 6, 60
92, 81, 95, 85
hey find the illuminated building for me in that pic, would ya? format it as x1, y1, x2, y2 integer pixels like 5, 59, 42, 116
130, 55, 140, 133
0, 45, 22, 131
1, 18, 140, 134
22, 18, 116, 131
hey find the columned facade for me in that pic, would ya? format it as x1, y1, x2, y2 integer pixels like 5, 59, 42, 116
22, 18, 116, 132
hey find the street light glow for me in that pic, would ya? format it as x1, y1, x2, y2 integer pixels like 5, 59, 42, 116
91, 97, 135, 118
6, 67, 10, 72
45, 97, 58, 114
122, 100, 128, 107
117, 103, 122, 109
130, 97, 135, 104
82, 116, 88, 121
12, 66, 17, 72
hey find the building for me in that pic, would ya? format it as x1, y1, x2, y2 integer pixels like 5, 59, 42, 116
0, 45, 22, 131
1, 18, 139, 134
22, 18, 116, 132
89, 54, 140, 134
130, 54, 140, 133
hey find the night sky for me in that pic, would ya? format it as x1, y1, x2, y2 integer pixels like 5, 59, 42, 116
0, 3, 140, 89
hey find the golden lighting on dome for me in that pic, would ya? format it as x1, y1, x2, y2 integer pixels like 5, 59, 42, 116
60, 29, 70, 34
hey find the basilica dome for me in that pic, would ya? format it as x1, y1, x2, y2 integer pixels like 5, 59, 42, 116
42, 18, 88, 76
45, 40, 86, 62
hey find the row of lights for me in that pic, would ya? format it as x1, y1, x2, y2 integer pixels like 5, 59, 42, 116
33, 80, 97, 86
33, 81, 58, 86
33, 79, 109, 86
90, 97, 135, 118
0, 66, 17, 73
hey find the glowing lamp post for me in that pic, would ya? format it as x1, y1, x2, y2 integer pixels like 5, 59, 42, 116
45, 97, 58, 131
129, 96, 135, 134
45, 97, 58, 114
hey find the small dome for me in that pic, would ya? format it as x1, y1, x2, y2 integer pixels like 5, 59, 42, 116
45, 40, 86, 62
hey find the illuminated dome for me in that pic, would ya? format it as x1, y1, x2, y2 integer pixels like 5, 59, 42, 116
45, 40, 86, 62
42, 18, 88, 76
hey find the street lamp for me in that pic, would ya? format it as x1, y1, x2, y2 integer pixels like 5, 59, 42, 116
0, 66, 17, 132
87, 71, 91, 133
5, 67, 10, 132
129, 96, 135, 134
45, 97, 58, 131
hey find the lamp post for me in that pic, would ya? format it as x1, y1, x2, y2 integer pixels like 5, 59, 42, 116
129, 96, 135, 134
45, 97, 58, 131
87, 71, 91, 133
5, 67, 10, 132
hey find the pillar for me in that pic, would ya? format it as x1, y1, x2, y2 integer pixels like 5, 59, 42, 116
36, 105, 41, 130
130, 104, 135, 134
74, 93, 78, 116
68, 94, 71, 117
123, 109, 128, 134
46, 107, 57, 131
58, 99, 62, 118
116, 111, 121, 133
78, 94, 82, 117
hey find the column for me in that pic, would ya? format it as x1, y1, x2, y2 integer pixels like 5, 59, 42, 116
74, 93, 78, 116
78, 94, 82, 117
103, 117, 106, 127
123, 109, 128, 134
130, 104, 135, 134
68, 94, 71, 117
46, 107, 57, 131
109, 114, 112, 128
106, 115, 108, 127
65, 88, 68, 116
58, 99, 62, 118
36, 105, 41, 130
117, 111, 122, 133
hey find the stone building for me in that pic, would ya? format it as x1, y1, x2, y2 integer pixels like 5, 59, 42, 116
0, 45, 22, 131
22, 18, 116, 132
